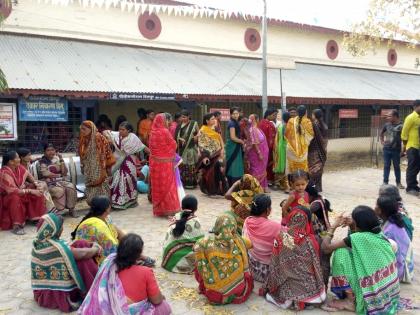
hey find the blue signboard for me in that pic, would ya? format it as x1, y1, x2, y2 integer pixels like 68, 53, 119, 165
18, 96, 68, 122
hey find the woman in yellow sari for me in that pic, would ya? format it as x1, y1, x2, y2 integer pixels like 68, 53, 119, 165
197, 113, 228, 196
194, 214, 253, 305
225, 174, 264, 234
285, 105, 314, 173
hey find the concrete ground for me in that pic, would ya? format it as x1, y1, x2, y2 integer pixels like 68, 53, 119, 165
0, 167, 419, 315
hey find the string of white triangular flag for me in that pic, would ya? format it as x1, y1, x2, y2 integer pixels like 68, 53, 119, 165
37, 0, 254, 21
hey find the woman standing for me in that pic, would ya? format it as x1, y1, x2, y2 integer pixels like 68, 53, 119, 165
79, 121, 116, 205
225, 107, 245, 187
175, 110, 199, 189
308, 109, 328, 192
104, 121, 148, 210
285, 105, 314, 173
197, 113, 228, 196
17, 147, 55, 212
149, 113, 180, 216
258, 109, 278, 185
0, 151, 46, 234
245, 114, 269, 192
39, 144, 78, 217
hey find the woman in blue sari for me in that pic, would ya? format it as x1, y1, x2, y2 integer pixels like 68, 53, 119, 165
225, 107, 245, 187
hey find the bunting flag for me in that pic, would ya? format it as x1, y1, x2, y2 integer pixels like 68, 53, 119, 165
36, 0, 260, 22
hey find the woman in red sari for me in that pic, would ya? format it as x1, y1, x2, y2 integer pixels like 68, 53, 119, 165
0, 151, 46, 235
149, 113, 180, 216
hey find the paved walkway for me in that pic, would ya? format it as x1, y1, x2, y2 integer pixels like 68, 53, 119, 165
0, 168, 419, 315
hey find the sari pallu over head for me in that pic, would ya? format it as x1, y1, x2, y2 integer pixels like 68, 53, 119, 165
331, 232, 400, 315
194, 214, 253, 305
78, 254, 158, 315
79, 120, 116, 187
264, 208, 325, 304
149, 114, 180, 215
230, 175, 264, 233
31, 213, 86, 293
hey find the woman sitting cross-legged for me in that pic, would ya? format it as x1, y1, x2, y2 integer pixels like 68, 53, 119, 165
78, 233, 172, 315
322, 206, 400, 314
72, 195, 155, 267
375, 196, 414, 283
225, 174, 264, 234
162, 195, 204, 274
31, 213, 100, 312
263, 206, 326, 310
242, 194, 281, 283
194, 214, 253, 305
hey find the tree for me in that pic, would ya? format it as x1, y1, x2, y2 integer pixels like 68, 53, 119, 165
0, 0, 11, 92
343, 0, 420, 56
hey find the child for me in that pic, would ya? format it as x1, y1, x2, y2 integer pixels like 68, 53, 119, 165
281, 170, 310, 219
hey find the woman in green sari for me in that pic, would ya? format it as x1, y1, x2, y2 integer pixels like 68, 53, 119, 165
321, 206, 400, 314
162, 195, 204, 274
225, 107, 245, 187
273, 111, 291, 192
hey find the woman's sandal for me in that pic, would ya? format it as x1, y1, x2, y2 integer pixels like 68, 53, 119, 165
12, 226, 25, 235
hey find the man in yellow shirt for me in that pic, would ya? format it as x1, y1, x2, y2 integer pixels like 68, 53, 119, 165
401, 100, 420, 195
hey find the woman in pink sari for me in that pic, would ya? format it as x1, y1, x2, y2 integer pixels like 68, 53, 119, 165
245, 114, 269, 192
149, 113, 180, 216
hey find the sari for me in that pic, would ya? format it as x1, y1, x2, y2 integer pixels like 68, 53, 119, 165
0, 165, 46, 230
106, 131, 145, 209
383, 221, 414, 283
273, 123, 288, 190
331, 232, 400, 315
194, 214, 253, 305
225, 119, 244, 186
285, 116, 314, 173
245, 121, 269, 189
264, 208, 325, 309
75, 216, 119, 265
258, 118, 277, 182
308, 120, 328, 192
39, 155, 77, 211
149, 114, 180, 216
197, 125, 228, 196
176, 120, 199, 188
162, 212, 205, 274
31, 213, 87, 312
229, 174, 264, 234
79, 120, 116, 204
243, 216, 282, 283
138, 118, 153, 145
78, 254, 172, 315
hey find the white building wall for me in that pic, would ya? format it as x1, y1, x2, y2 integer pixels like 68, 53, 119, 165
2, 0, 419, 74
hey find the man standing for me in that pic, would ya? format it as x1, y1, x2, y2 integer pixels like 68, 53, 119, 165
401, 100, 420, 196
138, 109, 155, 146
380, 110, 404, 189
258, 108, 278, 186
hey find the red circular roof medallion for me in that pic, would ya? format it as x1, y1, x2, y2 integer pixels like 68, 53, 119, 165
0, 0, 12, 19
244, 28, 261, 51
138, 12, 162, 40
387, 49, 397, 66
326, 40, 339, 60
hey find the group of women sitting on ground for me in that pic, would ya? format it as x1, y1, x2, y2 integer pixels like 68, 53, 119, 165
29, 171, 414, 314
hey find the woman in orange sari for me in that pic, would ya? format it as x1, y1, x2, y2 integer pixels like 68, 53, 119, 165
0, 151, 46, 235
285, 105, 314, 173
149, 113, 180, 216
79, 121, 116, 205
